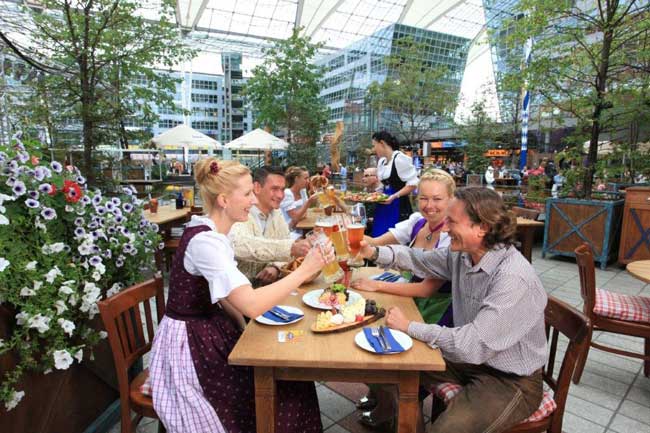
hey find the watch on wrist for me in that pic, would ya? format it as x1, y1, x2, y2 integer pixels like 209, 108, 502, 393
370, 246, 379, 262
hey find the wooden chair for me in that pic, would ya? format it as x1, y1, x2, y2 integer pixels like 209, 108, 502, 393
98, 277, 166, 433
573, 243, 650, 384
430, 296, 589, 433
511, 206, 540, 221
162, 206, 203, 271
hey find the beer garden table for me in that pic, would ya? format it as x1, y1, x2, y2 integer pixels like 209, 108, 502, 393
626, 260, 650, 283
228, 267, 446, 433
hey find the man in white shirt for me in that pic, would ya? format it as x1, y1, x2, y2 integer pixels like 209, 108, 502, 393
230, 166, 311, 285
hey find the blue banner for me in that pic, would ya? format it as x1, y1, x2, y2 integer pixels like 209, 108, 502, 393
519, 38, 533, 171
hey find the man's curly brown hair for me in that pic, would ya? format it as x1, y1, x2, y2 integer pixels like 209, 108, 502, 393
454, 187, 518, 249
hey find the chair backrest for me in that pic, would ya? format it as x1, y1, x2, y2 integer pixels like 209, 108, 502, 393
98, 277, 165, 373
543, 296, 589, 433
511, 206, 540, 220
574, 243, 596, 318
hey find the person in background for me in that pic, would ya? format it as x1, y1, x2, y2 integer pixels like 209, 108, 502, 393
322, 163, 332, 179
150, 158, 331, 433
484, 163, 495, 190
281, 166, 319, 238
355, 187, 547, 433
230, 166, 312, 286
362, 167, 383, 193
372, 131, 419, 237
351, 169, 455, 429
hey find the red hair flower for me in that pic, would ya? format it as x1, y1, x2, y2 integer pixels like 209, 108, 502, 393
62, 180, 82, 203
210, 161, 220, 174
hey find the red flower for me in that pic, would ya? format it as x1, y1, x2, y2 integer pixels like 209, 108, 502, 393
62, 180, 82, 203
48, 184, 57, 196
31, 155, 40, 165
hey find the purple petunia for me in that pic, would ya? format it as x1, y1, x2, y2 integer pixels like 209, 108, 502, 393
105, 202, 115, 211
122, 203, 133, 213
8, 160, 18, 171
111, 208, 122, 218
0, 151, 7, 162
28, 190, 39, 200
89, 256, 102, 266
95, 206, 106, 215
41, 207, 56, 220
17, 151, 29, 163
25, 198, 40, 208
12, 180, 26, 196
102, 249, 112, 259
88, 222, 98, 229
107, 227, 117, 235
76, 175, 86, 185
111, 197, 121, 206
74, 217, 84, 226
80, 196, 91, 205
74, 227, 85, 237
115, 215, 125, 224
92, 195, 102, 206
38, 183, 53, 194
50, 161, 63, 173
33, 167, 46, 181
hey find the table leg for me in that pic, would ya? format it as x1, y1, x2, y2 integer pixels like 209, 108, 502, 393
254, 367, 276, 433
397, 371, 420, 433
519, 226, 534, 263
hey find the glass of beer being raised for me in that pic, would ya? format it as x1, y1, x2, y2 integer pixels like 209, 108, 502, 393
315, 217, 334, 236
347, 203, 366, 266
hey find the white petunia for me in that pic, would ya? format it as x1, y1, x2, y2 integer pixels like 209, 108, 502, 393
0, 338, 3, 349
53, 350, 73, 370
99, 330, 108, 339
15, 311, 28, 325
106, 283, 121, 298
59, 285, 74, 296
0, 214, 8, 225
28, 314, 51, 333
74, 349, 83, 363
20, 286, 35, 297
4, 390, 25, 411
44, 266, 63, 283
54, 300, 68, 314
25, 261, 37, 271
57, 318, 75, 336
0, 257, 9, 272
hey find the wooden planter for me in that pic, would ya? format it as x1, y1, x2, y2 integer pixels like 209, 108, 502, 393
542, 197, 625, 269
618, 186, 650, 264
0, 307, 120, 433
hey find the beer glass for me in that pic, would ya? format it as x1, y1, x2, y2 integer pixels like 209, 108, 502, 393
348, 204, 366, 266
306, 230, 343, 284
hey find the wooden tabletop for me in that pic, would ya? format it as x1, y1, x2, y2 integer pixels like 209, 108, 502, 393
626, 260, 650, 283
516, 216, 544, 227
143, 204, 189, 225
295, 207, 327, 230
229, 267, 445, 372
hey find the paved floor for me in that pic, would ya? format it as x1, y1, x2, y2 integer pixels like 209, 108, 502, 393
112, 245, 650, 433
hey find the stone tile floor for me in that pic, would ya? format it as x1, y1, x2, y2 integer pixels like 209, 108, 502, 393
112, 245, 650, 433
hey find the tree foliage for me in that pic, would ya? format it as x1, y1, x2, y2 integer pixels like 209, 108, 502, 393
0, 0, 195, 185
367, 37, 458, 146
458, 99, 501, 174
244, 28, 328, 170
504, 0, 650, 198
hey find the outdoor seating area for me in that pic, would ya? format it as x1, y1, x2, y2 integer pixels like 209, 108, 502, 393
1, 1, 650, 433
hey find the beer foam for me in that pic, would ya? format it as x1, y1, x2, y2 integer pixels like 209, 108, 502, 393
347, 223, 365, 229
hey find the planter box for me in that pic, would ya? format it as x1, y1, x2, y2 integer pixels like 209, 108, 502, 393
0, 307, 120, 433
542, 197, 624, 269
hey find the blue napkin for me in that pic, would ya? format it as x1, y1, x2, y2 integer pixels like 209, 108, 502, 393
371, 272, 406, 283
363, 327, 405, 354
261, 306, 303, 323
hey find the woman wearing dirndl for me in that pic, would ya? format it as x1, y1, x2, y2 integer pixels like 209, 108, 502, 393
371, 131, 419, 237
149, 157, 333, 433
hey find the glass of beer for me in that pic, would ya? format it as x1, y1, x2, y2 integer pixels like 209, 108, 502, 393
306, 230, 343, 283
330, 223, 349, 261
348, 204, 366, 266
315, 217, 334, 236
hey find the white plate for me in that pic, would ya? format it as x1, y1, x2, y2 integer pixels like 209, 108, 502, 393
302, 288, 363, 310
354, 329, 413, 354
255, 305, 304, 326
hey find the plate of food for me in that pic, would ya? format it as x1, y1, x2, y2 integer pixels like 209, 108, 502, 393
344, 191, 390, 203
279, 257, 320, 283
302, 284, 363, 310
311, 299, 385, 333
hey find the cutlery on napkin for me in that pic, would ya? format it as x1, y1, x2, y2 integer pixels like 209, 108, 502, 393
262, 306, 303, 323
363, 327, 405, 354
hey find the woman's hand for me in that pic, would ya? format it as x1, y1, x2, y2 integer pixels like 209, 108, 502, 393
298, 239, 334, 277
381, 194, 397, 205
350, 277, 381, 292
385, 306, 410, 333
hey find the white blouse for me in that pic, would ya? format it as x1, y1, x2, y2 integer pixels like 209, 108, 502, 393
389, 212, 451, 248
184, 215, 250, 304
377, 151, 419, 187
279, 188, 303, 225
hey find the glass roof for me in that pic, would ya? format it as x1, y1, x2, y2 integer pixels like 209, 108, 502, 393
181, 0, 488, 57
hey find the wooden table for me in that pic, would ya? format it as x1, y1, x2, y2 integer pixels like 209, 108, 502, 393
229, 267, 445, 433
626, 260, 650, 283
143, 204, 190, 225
295, 208, 327, 231
516, 217, 545, 263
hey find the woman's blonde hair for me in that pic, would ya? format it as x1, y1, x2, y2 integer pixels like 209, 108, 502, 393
309, 174, 328, 191
418, 168, 456, 197
285, 166, 308, 188
194, 158, 250, 213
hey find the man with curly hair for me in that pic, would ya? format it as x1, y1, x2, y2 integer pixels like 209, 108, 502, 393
358, 187, 547, 433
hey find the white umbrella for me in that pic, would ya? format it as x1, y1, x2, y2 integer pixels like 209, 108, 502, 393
224, 128, 289, 150
152, 124, 223, 150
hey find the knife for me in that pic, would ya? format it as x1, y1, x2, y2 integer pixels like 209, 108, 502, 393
379, 326, 393, 351
268, 308, 290, 321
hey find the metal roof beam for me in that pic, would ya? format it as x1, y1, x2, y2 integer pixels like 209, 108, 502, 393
295, 0, 305, 29
422, 0, 468, 28
306, 0, 345, 37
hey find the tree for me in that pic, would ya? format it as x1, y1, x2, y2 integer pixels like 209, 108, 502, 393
504, 0, 650, 198
0, 0, 194, 185
458, 99, 501, 174
244, 28, 328, 171
367, 37, 457, 146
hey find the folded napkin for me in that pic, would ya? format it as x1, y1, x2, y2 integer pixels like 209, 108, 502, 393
363, 327, 405, 354
371, 272, 408, 283
261, 306, 303, 323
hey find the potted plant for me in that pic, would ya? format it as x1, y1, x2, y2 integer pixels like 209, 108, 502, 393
504, 0, 649, 269
0, 137, 160, 432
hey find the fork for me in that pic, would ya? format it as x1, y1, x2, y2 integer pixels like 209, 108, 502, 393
268, 307, 290, 321
371, 327, 387, 351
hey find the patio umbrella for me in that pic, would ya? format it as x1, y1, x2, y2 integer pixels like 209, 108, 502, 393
151, 124, 222, 173
224, 128, 289, 151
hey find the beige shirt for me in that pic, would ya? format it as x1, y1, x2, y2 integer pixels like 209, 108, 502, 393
229, 205, 294, 279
